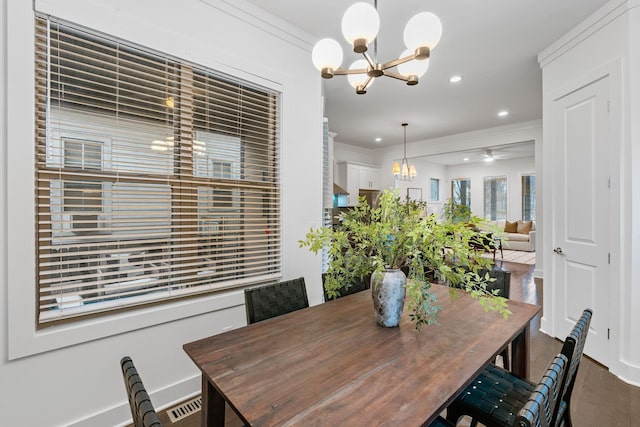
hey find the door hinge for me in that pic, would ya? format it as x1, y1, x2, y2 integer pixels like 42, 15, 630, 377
608, 328, 611, 340
607, 100, 611, 112
608, 177, 611, 189
608, 252, 611, 264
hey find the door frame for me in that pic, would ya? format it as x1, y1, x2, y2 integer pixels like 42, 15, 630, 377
542, 59, 622, 369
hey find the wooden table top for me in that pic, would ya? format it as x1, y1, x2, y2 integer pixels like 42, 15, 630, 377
184, 284, 541, 427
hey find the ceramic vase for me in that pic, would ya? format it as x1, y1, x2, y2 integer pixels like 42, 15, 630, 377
371, 269, 406, 327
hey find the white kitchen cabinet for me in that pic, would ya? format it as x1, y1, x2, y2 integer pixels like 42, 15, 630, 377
337, 162, 381, 206
359, 166, 380, 190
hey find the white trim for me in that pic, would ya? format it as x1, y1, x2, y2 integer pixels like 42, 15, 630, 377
67, 374, 201, 427
374, 119, 542, 159
336, 159, 382, 169
7, 1, 284, 360
538, 0, 639, 68
334, 141, 378, 156
35, 0, 286, 94
206, 0, 315, 51
542, 58, 623, 376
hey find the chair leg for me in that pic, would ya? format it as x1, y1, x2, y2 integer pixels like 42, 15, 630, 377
445, 407, 463, 425
563, 406, 572, 427
501, 346, 510, 371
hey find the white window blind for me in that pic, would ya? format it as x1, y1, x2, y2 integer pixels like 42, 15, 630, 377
321, 119, 332, 272
35, 17, 281, 325
430, 178, 439, 202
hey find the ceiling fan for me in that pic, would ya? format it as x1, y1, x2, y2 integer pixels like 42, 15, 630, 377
483, 149, 496, 162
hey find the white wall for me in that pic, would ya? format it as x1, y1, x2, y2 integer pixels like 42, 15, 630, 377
538, 0, 640, 384
445, 157, 535, 221
333, 141, 377, 165
0, 0, 324, 425
394, 158, 447, 216
332, 140, 378, 187
333, 122, 542, 223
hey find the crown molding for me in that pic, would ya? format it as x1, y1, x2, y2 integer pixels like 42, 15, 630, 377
538, 0, 639, 68
333, 140, 377, 155
202, 0, 315, 52
372, 119, 542, 158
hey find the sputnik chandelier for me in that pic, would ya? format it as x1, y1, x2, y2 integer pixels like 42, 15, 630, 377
311, 1, 443, 94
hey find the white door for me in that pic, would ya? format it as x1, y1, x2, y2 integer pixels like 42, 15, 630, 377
552, 76, 610, 365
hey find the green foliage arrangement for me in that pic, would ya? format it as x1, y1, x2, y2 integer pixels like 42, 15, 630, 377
441, 197, 472, 224
300, 189, 511, 329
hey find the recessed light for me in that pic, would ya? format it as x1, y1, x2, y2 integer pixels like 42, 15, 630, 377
449, 75, 462, 83
375, 137, 382, 142
498, 110, 509, 117
463, 157, 469, 162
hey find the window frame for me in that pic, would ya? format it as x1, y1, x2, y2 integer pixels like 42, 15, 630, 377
430, 178, 440, 202
33, 16, 282, 326
451, 178, 471, 209
522, 174, 536, 222
483, 175, 508, 221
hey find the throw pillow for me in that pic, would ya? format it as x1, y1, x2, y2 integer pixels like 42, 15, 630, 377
504, 220, 518, 233
517, 220, 533, 234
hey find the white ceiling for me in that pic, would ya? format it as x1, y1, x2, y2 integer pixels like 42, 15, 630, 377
244, 0, 609, 149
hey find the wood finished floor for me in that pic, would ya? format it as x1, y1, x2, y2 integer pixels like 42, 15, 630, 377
165, 261, 639, 427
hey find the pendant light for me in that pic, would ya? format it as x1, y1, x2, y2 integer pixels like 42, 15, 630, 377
393, 123, 416, 181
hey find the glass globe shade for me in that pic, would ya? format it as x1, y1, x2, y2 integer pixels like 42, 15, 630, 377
311, 38, 344, 71
341, 2, 380, 44
346, 59, 374, 89
403, 12, 442, 50
397, 49, 430, 77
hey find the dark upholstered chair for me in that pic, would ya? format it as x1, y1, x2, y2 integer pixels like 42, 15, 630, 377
244, 277, 309, 324
446, 309, 592, 427
120, 356, 162, 427
321, 273, 369, 301
484, 268, 512, 370
553, 308, 593, 427
446, 354, 567, 427
515, 354, 568, 427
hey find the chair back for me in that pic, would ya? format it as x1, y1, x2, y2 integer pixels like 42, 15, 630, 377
120, 356, 162, 427
245, 277, 309, 324
553, 308, 593, 426
322, 273, 369, 301
514, 354, 568, 427
481, 268, 511, 299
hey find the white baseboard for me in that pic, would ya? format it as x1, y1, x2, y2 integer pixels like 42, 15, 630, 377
67, 374, 201, 427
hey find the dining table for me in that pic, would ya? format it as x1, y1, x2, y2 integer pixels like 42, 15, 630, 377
183, 283, 541, 426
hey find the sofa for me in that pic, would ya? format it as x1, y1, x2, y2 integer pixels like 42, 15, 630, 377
485, 220, 536, 252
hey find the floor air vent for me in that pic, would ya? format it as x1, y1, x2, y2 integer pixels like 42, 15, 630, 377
166, 396, 202, 423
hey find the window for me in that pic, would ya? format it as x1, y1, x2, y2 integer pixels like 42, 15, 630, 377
522, 174, 536, 221
430, 178, 440, 202
451, 178, 471, 208
322, 119, 332, 272
484, 176, 507, 221
34, 17, 280, 325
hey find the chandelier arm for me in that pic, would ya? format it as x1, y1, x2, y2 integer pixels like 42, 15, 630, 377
362, 51, 376, 69
333, 68, 369, 76
380, 53, 417, 71
382, 71, 410, 82
362, 75, 374, 90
